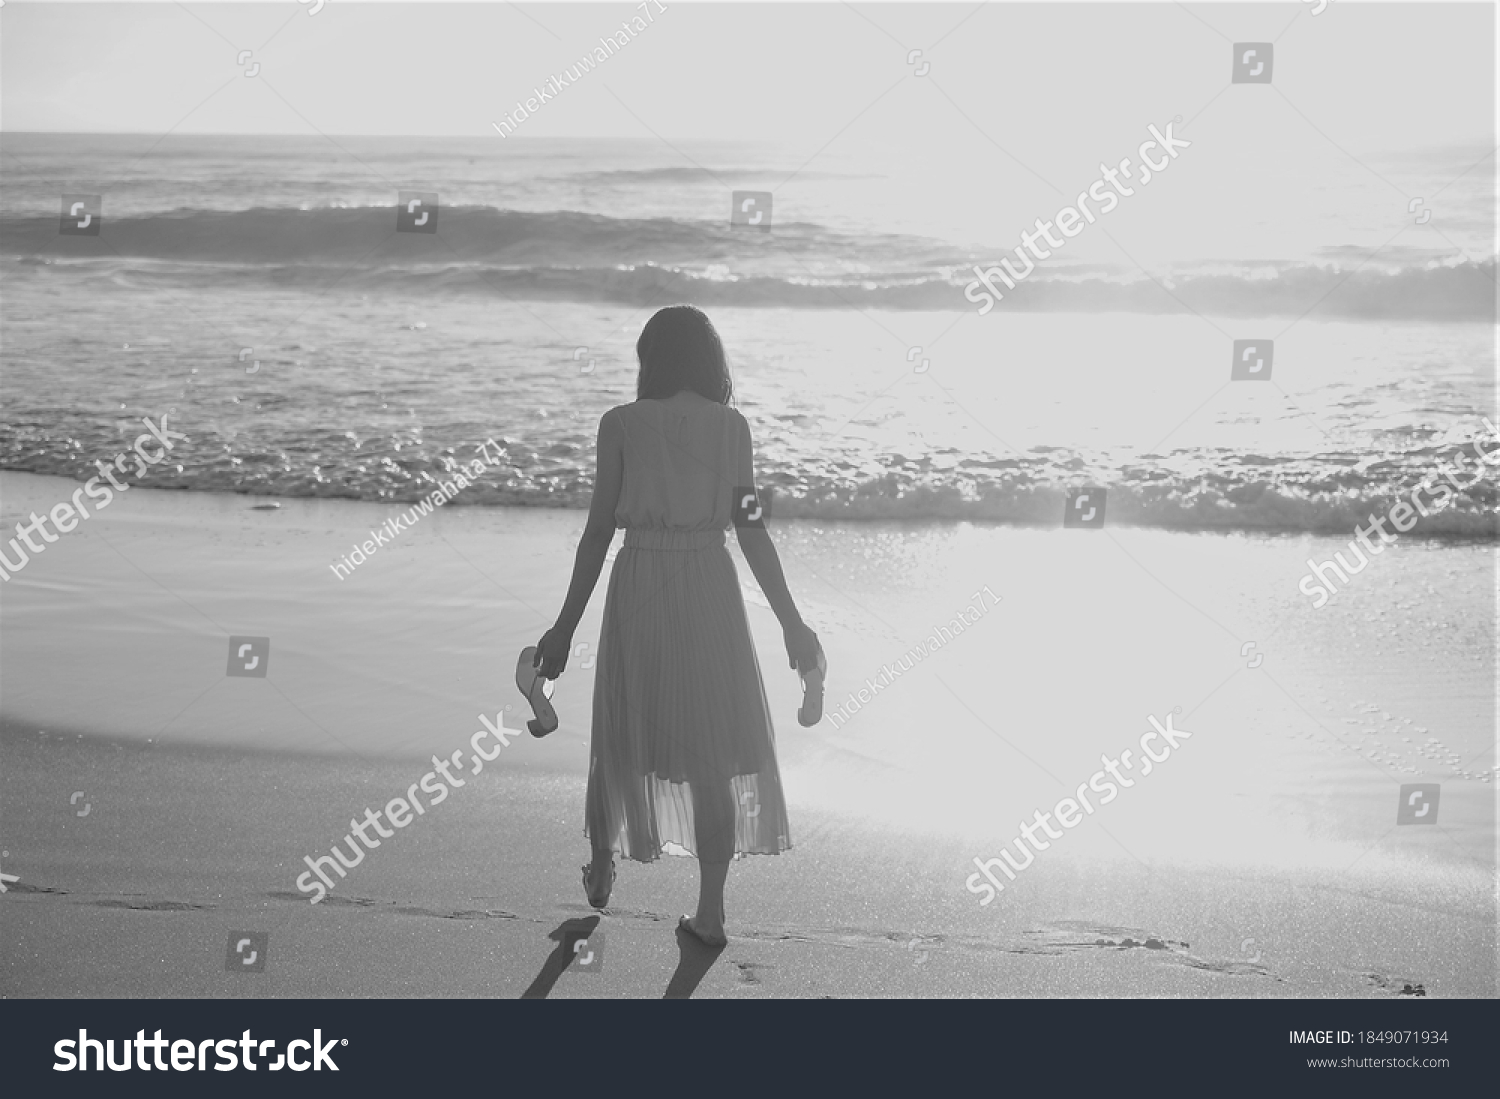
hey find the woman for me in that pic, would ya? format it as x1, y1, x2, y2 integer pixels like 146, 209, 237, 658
533, 304, 820, 947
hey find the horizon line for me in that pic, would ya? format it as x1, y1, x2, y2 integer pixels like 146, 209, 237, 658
0, 130, 786, 140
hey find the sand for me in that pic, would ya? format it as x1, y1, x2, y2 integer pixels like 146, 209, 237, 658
0, 470, 1494, 997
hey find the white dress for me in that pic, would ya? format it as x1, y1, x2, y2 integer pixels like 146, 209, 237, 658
584, 399, 790, 861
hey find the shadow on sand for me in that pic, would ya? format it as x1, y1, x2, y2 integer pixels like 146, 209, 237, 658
521, 915, 727, 998
520, 916, 601, 999
663, 921, 726, 999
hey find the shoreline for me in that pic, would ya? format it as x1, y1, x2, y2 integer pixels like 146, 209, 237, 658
2, 470, 1495, 543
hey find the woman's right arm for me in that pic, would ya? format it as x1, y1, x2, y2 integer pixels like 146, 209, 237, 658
534, 409, 624, 678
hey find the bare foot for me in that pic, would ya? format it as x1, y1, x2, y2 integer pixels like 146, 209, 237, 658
678, 914, 727, 948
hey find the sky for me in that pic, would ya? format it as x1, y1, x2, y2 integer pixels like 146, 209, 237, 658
1, 1, 1493, 150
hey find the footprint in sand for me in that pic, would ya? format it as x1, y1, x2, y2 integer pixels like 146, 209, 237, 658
1017, 922, 1275, 978
1365, 972, 1428, 997
732, 961, 772, 985
1015, 922, 1190, 956
91, 898, 213, 912
391, 906, 520, 921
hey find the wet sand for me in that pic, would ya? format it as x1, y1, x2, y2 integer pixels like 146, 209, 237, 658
1, 471, 1493, 997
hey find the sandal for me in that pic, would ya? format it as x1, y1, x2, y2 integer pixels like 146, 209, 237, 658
516, 646, 559, 737
677, 915, 727, 948
582, 859, 616, 909
797, 639, 827, 728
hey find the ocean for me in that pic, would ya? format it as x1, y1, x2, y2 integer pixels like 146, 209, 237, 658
1, 132, 1494, 535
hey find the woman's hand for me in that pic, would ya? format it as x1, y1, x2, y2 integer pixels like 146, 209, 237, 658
783, 620, 821, 672
534, 626, 574, 680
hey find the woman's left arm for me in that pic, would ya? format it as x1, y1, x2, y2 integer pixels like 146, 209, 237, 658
534, 409, 624, 678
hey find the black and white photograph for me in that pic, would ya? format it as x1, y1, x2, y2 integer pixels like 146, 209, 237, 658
1, 0, 1495, 1070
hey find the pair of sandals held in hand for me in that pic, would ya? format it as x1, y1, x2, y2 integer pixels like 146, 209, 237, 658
515, 645, 559, 737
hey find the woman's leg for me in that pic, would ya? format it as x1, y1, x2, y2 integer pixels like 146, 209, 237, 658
690, 779, 736, 938
583, 760, 615, 894
694, 859, 730, 934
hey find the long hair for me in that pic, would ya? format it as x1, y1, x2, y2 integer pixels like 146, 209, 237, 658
635, 305, 734, 404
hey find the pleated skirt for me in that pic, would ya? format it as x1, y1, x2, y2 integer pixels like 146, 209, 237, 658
585, 527, 791, 861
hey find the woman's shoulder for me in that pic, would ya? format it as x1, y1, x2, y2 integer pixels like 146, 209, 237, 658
594, 404, 636, 443
601, 402, 644, 425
